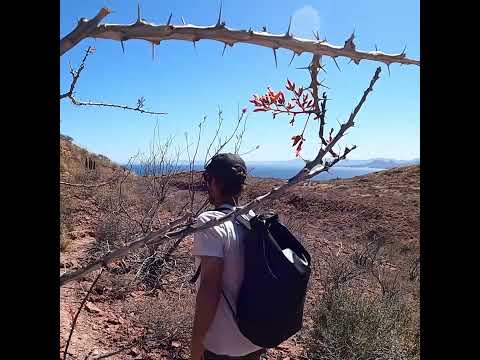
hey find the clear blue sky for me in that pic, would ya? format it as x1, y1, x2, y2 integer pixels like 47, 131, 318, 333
60, 0, 419, 163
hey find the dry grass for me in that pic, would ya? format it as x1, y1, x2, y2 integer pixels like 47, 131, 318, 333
307, 240, 420, 360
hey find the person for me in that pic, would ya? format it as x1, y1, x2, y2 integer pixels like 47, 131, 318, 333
191, 153, 265, 360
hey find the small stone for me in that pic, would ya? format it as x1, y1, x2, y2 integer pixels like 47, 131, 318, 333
85, 301, 102, 314
128, 347, 139, 356
171, 341, 181, 348
107, 318, 121, 325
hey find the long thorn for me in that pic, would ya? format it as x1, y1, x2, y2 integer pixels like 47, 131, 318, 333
319, 80, 330, 89
120, 40, 125, 54
318, 61, 327, 74
166, 12, 173, 26
273, 48, 278, 68
332, 57, 341, 72
289, 52, 296, 66
286, 16, 292, 36
216, 1, 223, 26
181, 16, 186, 25
137, 2, 141, 22
222, 43, 227, 56
151, 42, 155, 61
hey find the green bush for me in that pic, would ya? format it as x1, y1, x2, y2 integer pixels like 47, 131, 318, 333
310, 287, 419, 360
308, 239, 420, 360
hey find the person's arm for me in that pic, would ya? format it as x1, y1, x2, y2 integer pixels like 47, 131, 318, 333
191, 256, 224, 360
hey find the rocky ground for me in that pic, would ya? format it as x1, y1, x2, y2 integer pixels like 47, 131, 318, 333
59, 138, 419, 360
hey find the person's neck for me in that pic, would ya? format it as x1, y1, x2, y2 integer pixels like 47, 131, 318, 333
213, 197, 237, 208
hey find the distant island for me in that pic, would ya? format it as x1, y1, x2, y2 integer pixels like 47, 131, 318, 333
344, 158, 420, 169
245, 158, 420, 169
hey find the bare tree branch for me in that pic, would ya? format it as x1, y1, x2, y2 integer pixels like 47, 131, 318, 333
60, 46, 95, 100
62, 269, 104, 360
60, 179, 116, 188
204, 108, 224, 165
92, 336, 145, 360
60, 46, 167, 116
68, 96, 167, 115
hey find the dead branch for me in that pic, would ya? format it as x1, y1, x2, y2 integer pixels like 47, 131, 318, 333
204, 108, 224, 165
92, 337, 145, 359
60, 7, 419, 67
234, 106, 249, 154
60, 46, 95, 100
60, 8, 111, 56
186, 117, 206, 214
68, 96, 167, 115
60, 179, 116, 188
60, 65, 381, 287
209, 107, 247, 163
60, 46, 166, 116
62, 269, 104, 360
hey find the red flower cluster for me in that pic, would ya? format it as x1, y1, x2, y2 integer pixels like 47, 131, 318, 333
250, 87, 286, 111
249, 79, 321, 157
291, 135, 305, 157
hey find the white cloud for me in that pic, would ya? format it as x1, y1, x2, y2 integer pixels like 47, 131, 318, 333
291, 5, 321, 39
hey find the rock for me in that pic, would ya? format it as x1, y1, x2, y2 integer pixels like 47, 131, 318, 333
106, 317, 124, 325
128, 347, 140, 356
90, 349, 100, 356
171, 341, 181, 348
85, 301, 102, 314
59, 259, 78, 269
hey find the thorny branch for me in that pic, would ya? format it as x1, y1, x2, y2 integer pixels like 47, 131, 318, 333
59, 6, 419, 68
59, 64, 381, 287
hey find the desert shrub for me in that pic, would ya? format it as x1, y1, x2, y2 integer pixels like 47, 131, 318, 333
123, 289, 196, 357
60, 223, 72, 252
60, 134, 74, 142
309, 287, 419, 360
95, 214, 140, 254
60, 193, 74, 252
308, 240, 420, 360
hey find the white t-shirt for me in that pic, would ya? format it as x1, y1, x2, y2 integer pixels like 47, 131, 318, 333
192, 203, 262, 356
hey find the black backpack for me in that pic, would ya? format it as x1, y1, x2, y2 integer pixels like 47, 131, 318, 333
191, 209, 311, 348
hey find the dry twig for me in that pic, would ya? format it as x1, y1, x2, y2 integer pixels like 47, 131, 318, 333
60, 46, 166, 116
62, 269, 104, 360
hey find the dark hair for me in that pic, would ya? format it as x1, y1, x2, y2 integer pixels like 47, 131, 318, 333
204, 153, 247, 197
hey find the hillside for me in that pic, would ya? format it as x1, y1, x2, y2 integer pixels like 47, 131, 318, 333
60, 136, 121, 180
60, 140, 420, 360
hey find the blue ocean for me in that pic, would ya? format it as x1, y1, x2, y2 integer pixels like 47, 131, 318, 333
129, 163, 385, 181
